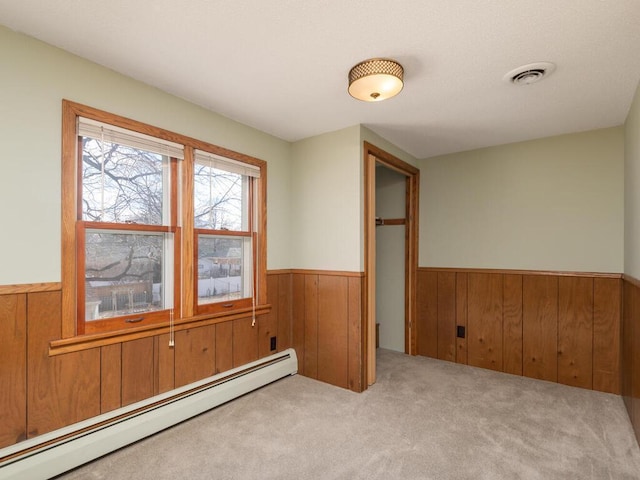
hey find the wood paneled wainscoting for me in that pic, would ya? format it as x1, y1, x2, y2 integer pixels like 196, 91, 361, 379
0, 270, 364, 450
417, 268, 622, 395
0, 275, 293, 449
285, 270, 364, 393
623, 275, 640, 443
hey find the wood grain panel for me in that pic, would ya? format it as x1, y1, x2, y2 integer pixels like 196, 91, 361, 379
291, 274, 305, 374
277, 274, 292, 351
27, 291, 100, 437
455, 273, 468, 365
121, 337, 154, 407
414, 268, 623, 398
0, 294, 27, 447
100, 343, 121, 413
593, 278, 621, 394
215, 321, 233, 374
317, 276, 349, 389
233, 316, 258, 367
49, 303, 271, 357
437, 272, 456, 362
632, 280, 640, 440
175, 325, 216, 387
557, 277, 593, 389
303, 275, 319, 378
348, 276, 363, 392
259, 274, 279, 358
467, 273, 503, 371
622, 280, 633, 414
503, 275, 523, 376
155, 334, 175, 394
417, 270, 438, 357
523, 275, 558, 382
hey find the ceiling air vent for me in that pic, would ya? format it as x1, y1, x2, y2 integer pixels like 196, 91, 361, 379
503, 62, 556, 85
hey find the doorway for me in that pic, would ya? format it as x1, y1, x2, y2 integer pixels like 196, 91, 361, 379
375, 165, 407, 352
364, 142, 419, 386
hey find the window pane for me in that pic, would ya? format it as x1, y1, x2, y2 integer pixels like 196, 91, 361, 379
84, 231, 170, 321
194, 165, 246, 231
82, 137, 167, 225
197, 235, 252, 304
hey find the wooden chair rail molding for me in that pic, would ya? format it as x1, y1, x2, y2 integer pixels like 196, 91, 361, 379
0, 283, 61, 295
421, 266, 622, 279
0, 271, 364, 295
267, 269, 365, 277
623, 273, 640, 289
417, 267, 623, 395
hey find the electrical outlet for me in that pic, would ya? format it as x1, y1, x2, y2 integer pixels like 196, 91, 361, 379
456, 326, 466, 339
270, 336, 277, 351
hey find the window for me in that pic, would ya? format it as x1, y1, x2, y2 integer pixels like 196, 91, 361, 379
193, 151, 260, 314
61, 101, 266, 339
75, 119, 181, 335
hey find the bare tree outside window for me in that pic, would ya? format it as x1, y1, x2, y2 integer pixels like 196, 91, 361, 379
85, 232, 164, 319
193, 164, 244, 230
82, 138, 169, 320
82, 138, 164, 224
193, 161, 252, 306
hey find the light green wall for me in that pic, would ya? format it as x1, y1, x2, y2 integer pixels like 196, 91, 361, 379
288, 126, 418, 272
1, 24, 633, 283
360, 127, 419, 168
420, 127, 625, 273
625, 81, 640, 278
290, 126, 362, 271
0, 26, 292, 284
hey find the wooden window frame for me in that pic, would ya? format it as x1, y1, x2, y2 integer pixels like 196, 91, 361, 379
60, 100, 267, 347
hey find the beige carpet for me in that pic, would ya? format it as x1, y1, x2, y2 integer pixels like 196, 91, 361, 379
57, 349, 640, 479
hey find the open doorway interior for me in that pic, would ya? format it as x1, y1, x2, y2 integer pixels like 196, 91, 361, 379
375, 165, 407, 352
364, 142, 419, 387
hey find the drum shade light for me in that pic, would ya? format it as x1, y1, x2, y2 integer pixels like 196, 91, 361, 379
348, 58, 404, 102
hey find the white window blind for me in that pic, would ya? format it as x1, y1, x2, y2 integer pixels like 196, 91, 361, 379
195, 150, 261, 178
79, 117, 185, 160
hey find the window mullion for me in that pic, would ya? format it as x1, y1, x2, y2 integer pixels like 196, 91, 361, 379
181, 146, 195, 318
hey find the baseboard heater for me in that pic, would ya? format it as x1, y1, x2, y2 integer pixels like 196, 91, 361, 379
0, 348, 298, 480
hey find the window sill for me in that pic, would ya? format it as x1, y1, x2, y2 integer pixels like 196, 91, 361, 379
49, 304, 271, 356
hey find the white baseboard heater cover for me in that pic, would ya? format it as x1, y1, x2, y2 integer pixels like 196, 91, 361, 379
0, 348, 298, 480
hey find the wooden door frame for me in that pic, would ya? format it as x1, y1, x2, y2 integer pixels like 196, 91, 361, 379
363, 142, 420, 386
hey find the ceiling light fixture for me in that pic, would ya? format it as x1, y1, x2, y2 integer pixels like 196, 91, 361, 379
503, 62, 556, 85
348, 58, 404, 102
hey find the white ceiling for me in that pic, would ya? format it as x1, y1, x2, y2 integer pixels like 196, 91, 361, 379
1, 0, 639, 159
